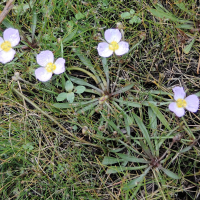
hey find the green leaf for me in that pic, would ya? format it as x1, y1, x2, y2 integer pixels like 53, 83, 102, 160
102, 57, 109, 87
53, 99, 98, 109
106, 165, 148, 174
133, 114, 154, 154
22, 142, 34, 152
142, 101, 169, 106
75, 12, 85, 20
176, 24, 193, 29
31, 6, 37, 41
129, 16, 141, 24
66, 92, 74, 103
121, 12, 131, 19
113, 98, 141, 108
159, 166, 180, 179
76, 48, 95, 74
102, 156, 124, 165
63, 28, 78, 43
56, 92, 68, 101
139, 140, 153, 158
123, 166, 151, 190
76, 49, 103, 88
183, 38, 195, 54
69, 75, 102, 94
149, 102, 171, 130
74, 86, 86, 94
148, 106, 159, 157
175, 1, 194, 15
77, 101, 99, 114
65, 80, 74, 92
109, 147, 125, 153
112, 83, 134, 96
179, 146, 193, 153
117, 153, 149, 164
149, 8, 190, 23
130, 9, 135, 15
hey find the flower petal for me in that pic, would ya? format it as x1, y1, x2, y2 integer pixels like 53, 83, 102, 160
35, 67, 52, 82
115, 41, 129, 56
53, 58, 65, 74
97, 42, 113, 57
169, 102, 185, 117
104, 29, 121, 43
173, 87, 186, 100
3, 28, 20, 47
0, 48, 16, 64
0, 37, 4, 48
36, 50, 54, 67
185, 95, 199, 112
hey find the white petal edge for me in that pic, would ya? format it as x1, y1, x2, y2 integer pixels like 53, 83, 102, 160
0, 48, 16, 64
35, 67, 52, 82
97, 42, 113, 57
104, 29, 122, 44
0, 37, 4, 50
37, 50, 54, 67
53, 58, 66, 74
185, 95, 199, 112
115, 41, 129, 56
169, 102, 185, 117
173, 86, 186, 101
3, 28, 20, 47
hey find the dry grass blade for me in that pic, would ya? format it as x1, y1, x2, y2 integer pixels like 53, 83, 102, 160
0, 0, 15, 24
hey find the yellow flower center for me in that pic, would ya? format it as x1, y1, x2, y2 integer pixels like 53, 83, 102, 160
1, 41, 12, 52
109, 41, 119, 51
176, 98, 187, 108
45, 62, 56, 73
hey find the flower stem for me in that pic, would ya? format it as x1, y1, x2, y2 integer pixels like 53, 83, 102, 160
67, 67, 99, 84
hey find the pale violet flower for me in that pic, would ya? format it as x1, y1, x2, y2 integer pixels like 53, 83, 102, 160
35, 50, 65, 82
0, 28, 20, 64
97, 29, 129, 57
169, 87, 199, 117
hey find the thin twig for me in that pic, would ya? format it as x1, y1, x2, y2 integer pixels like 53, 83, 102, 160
0, 0, 15, 24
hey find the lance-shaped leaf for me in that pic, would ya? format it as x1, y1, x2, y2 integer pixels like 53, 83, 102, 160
69, 75, 103, 94
31, 6, 37, 41
77, 101, 99, 114
53, 99, 98, 109
63, 28, 78, 43
149, 8, 191, 23
117, 153, 149, 164
133, 113, 154, 154
107, 165, 148, 174
139, 140, 153, 159
159, 166, 180, 180
148, 106, 159, 157
102, 156, 124, 165
113, 98, 141, 108
142, 101, 169, 106
183, 38, 195, 54
76, 48, 104, 89
149, 102, 171, 130
123, 166, 151, 190
102, 57, 109, 88
112, 83, 134, 96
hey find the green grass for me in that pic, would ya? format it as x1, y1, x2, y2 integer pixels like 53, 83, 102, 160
0, 0, 200, 199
